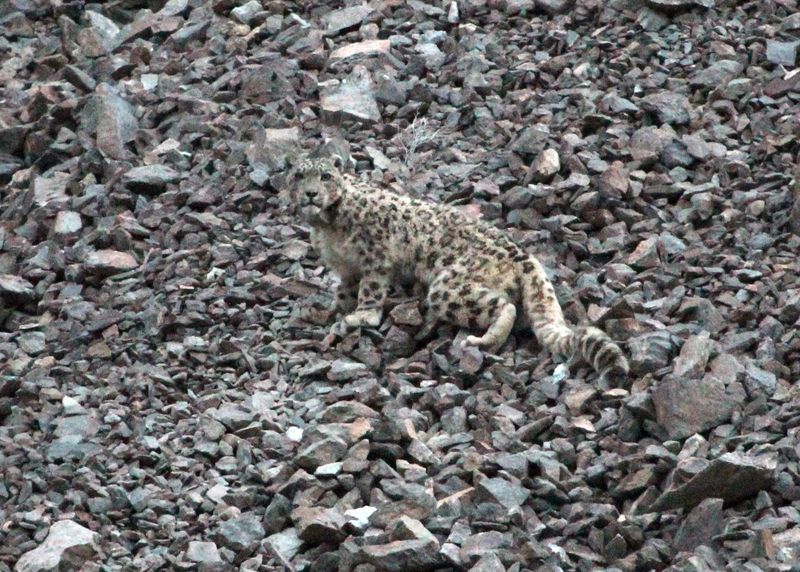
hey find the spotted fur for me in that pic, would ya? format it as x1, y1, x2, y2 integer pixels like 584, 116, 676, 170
286, 156, 629, 383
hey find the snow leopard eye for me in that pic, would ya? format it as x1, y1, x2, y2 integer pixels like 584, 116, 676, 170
320, 172, 333, 181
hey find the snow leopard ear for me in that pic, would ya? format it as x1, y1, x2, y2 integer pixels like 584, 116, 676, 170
331, 154, 344, 169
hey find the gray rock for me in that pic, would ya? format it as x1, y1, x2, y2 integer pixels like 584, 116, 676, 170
344, 506, 377, 533
361, 539, 442, 571
185, 541, 222, 563
321, 5, 374, 36
84, 250, 138, 276
506, 0, 535, 13
528, 149, 560, 182
52, 211, 82, 239
327, 359, 369, 381
642, 91, 691, 125
653, 374, 738, 439
32, 173, 70, 206
468, 553, 506, 572
292, 506, 347, 545
122, 165, 180, 194
629, 126, 674, 164
476, 477, 530, 511
321, 68, 381, 125
263, 494, 292, 535
511, 125, 549, 155
460, 531, 511, 565
645, 0, 713, 13
416, 43, 446, 70
247, 126, 300, 174
673, 332, 712, 378
215, 513, 265, 552
629, 330, 677, 374
79, 11, 120, 56
296, 437, 348, 471
674, 498, 724, 552
649, 452, 776, 512
689, 60, 744, 88
264, 528, 303, 563
661, 141, 695, 168
742, 359, 777, 396
535, 0, 575, 14
391, 516, 438, 544
15, 520, 99, 572
210, 403, 254, 431
82, 86, 139, 160
231, 0, 262, 25
766, 40, 799, 67
18, 332, 46, 355
320, 400, 379, 422
626, 237, 661, 269
330, 39, 392, 61
0, 274, 35, 303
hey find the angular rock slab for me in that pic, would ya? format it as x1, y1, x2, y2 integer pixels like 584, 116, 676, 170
649, 452, 776, 512
15, 520, 99, 572
673, 497, 724, 552
653, 374, 738, 439
321, 67, 381, 124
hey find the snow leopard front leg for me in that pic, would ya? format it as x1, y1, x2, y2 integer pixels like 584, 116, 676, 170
327, 270, 389, 339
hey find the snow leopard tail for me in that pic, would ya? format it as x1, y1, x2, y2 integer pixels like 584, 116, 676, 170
517, 257, 629, 383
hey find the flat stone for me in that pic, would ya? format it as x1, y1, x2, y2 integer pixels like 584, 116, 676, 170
18, 332, 46, 355
743, 359, 777, 396
296, 437, 348, 471
511, 125, 549, 155
247, 126, 300, 174
528, 148, 560, 182
185, 541, 222, 563
535, 0, 575, 14
626, 237, 661, 269
15, 520, 99, 572
321, 5, 375, 36
766, 40, 799, 67
653, 373, 738, 439
79, 11, 120, 56
84, 250, 138, 276
689, 60, 744, 88
476, 477, 530, 510
629, 126, 674, 163
83, 87, 139, 160
344, 506, 377, 532
649, 452, 776, 512
321, 70, 381, 124
673, 332, 712, 378
0, 274, 35, 303
361, 539, 442, 571
645, 0, 711, 13
122, 164, 180, 194
331, 39, 391, 62
320, 402, 380, 424
327, 359, 368, 381
210, 403, 254, 431
391, 516, 438, 544
460, 531, 512, 565
292, 506, 347, 545
53, 211, 82, 237
214, 513, 265, 552
641, 91, 691, 125
33, 173, 70, 206
265, 528, 303, 562
468, 553, 507, 572
674, 498, 724, 552
231, 0, 262, 24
